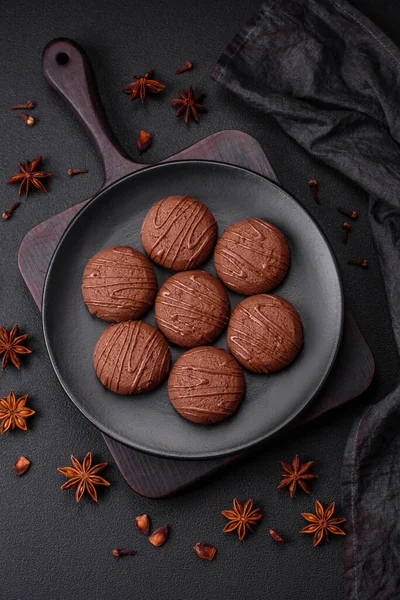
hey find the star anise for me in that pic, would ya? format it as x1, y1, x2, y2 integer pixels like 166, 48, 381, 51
301, 500, 346, 546
277, 454, 317, 498
0, 325, 32, 369
58, 452, 110, 502
7, 156, 52, 198
221, 498, 262, 540
0, 391, 35, 434
169, 85, 208, 124
122, 69, 166, 104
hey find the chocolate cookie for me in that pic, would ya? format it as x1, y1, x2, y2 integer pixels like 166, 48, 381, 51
214, 218, 290, 295
227, 295, 303, 373
168, 347, 245, 424
155, 270, 229, 347
141, 195, 217, 271
82, 246, 157, 322
93, 321, 170, 395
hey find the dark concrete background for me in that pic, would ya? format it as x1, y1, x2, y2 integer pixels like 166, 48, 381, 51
1, 1, 399, 598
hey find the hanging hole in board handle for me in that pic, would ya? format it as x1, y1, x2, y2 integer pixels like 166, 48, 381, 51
56, 52, 69, 66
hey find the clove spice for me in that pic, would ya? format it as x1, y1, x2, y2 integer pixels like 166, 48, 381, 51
12, 101, 35, 110
308, 179, 320, 204
348, 258, 368, 268
175, 61, 193, 74
2, 202, 21, 221
112, 548, 136, 557
16, 114, 35, 127
343, 221, 351, 244
337, 207, 358, 219
67, 168, 88, 176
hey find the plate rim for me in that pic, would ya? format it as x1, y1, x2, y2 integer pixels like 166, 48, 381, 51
42, 159, 344, 460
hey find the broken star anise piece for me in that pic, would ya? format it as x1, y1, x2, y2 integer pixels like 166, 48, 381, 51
136, 514, 150, 535
14, 456, 31, 476
0, 391, 35, 434
193, 542, 217, 561
122, 69, 166, 104
0, 324, 32, 370
278, 454, 317, 498
269, 529, 285, 543
58, 452, 110, 503
148, 525, 169, 547
221, 498, 262, 541
301, 500, 346, 547
137, 130, 152, 153
169, 85, 208, 124
7, 156, 52, 198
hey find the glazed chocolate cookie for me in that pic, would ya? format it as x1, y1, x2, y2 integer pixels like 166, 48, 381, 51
141, 195, 217, 271
82, 246, 157, 322
227, 295, 303, 373
93, 321, 170, 395
155, 270, 229, 347
214, 218, 290, 295
168, 347, 245, 424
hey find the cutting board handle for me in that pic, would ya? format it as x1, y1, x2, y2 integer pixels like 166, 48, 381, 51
42, 38, 143, 185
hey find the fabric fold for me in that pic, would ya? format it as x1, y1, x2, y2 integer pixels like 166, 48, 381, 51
213, 1, 400, 597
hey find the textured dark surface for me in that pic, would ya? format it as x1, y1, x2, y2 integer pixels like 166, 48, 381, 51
0, 1, 399, 599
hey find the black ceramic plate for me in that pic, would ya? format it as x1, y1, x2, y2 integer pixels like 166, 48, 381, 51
43, 160, 343, 459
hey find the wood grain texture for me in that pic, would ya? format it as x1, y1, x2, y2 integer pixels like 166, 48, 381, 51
18, 38, 374, 498
42, 38, 134, 184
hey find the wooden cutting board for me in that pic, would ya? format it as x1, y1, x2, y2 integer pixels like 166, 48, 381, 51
18, 39, 375, 497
